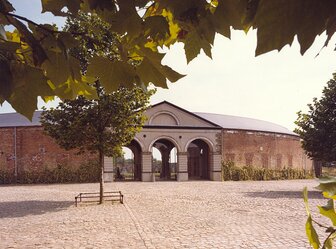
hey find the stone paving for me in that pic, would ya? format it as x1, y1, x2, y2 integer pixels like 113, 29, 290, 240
0, 180, 328, 248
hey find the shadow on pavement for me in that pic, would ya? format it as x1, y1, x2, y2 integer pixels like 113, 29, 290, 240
0, 200, 73, 218
245, 190, 324, 200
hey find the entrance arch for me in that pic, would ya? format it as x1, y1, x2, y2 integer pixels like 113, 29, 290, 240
187, 139, 211, 180
115, 139, 142, 181
151, 138, 178, 181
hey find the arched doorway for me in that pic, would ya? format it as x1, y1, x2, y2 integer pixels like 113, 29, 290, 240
187, 139, 210, 180
152, 138, 177, 181
115, 140, 142, 181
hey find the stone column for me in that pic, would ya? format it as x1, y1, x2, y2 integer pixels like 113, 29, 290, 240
103, 156, 114, 182
177, 152, 188, 181
209, 153, 222, 181
141, 152, 153, 182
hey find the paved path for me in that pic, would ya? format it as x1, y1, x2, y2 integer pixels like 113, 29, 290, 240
0, 180, 327, 248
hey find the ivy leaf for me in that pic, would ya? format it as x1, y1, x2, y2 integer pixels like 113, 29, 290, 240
318, 199, 336, 226
87, 56, 136, 92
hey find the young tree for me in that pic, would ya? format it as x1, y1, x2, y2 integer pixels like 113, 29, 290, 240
295, 74, 336, 163
40, 12, 155, 204
41, 86, 154, 203
1, 0, 336, 118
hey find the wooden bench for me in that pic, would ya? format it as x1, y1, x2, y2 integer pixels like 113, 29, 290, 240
75, 191, 123, 207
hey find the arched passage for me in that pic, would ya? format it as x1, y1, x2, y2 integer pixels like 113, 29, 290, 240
152, 138, 177, 181
187, 139, 210, 180
115, 140, 142, 181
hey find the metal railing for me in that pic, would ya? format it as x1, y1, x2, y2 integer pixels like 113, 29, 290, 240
75, 191, 123, 207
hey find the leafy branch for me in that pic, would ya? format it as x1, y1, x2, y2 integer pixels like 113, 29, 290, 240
304, 177, 336, 249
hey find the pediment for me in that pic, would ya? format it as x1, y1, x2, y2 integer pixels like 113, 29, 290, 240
144, 101, 220, 128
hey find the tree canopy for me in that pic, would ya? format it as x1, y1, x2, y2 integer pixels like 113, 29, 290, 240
40, 11, 155, 203
1, 0, 336, 118
41, 86, 154, 203
295, 74, 336, 163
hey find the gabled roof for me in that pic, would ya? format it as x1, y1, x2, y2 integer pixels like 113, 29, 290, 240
0, 111, 42, 127
149, 101, 221, 128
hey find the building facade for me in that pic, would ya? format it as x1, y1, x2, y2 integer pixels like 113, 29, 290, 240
0, 101, 312, 183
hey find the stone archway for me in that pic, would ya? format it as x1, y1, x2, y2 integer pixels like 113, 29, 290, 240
152, 138, 178, 181
187, 139, 210, 180
114, 140, 142, 181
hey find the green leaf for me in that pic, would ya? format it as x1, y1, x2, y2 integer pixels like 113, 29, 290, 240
54, 76, 97, 100
135, 47, 185, 87
252, 0, 336, 55
143, 15, 170, 40
87, 56, 136, 92
305, 216, 320, 249
136, 57, 167, 88
0, 40, 21, 52
303, 187, 311, 215
8, 65, 54, 120
0, 59, 13, 99
43, 51, 81, 87
184, 31, 202, 63
316, 176, 336, 198
318, 199, 336, 226
325, 236, 333, 249
213, 0, 246, 38
41, 0, 81, 16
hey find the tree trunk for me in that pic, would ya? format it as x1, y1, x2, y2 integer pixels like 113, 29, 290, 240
99, 150, 104, 204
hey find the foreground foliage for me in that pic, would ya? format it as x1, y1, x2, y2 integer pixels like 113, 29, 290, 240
222, 161, 312, 181
304, 177, 336, 249
1, 0, 336, 118
295, 74, 336, 163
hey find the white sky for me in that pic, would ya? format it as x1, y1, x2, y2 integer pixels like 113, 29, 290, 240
1, 0, 336, 131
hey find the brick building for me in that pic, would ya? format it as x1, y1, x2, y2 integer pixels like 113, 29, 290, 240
0, 101, 312, 183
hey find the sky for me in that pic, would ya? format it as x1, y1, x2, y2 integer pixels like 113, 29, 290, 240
1, 0, 336, 131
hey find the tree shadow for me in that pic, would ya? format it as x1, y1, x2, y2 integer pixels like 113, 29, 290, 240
245, 190, 324, 200
0, 200, 73, 218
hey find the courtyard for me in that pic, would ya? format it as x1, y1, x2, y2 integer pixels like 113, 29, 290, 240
0, 180, 326, 249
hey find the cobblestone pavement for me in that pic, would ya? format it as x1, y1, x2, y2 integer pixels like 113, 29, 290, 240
0, 180, 327, 249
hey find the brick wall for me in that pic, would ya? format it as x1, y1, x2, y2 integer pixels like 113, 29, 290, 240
0, 126, 97, 181
222, 130, 313, 171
